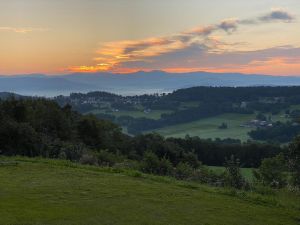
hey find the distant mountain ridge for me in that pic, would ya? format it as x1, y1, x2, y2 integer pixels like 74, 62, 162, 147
0, 92, 24, 99
1, 71, 300, 97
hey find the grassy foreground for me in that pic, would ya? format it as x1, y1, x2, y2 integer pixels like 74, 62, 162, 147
1, 157, 300, 225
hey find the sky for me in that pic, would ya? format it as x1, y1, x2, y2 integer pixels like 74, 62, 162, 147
0, 0, 300, 76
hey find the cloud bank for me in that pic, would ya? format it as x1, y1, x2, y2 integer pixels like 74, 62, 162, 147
68, 8, 298, 75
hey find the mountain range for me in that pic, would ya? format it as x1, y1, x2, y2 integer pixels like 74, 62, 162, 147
1, 71, 300, 96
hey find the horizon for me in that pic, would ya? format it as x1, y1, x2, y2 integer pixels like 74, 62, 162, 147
1, 0, 300, 76
1, 70, 300, 78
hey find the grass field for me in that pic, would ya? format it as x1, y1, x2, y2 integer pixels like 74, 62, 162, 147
150, 113, 255, 141
290, 104, 300, 111
1, 157, 300, 225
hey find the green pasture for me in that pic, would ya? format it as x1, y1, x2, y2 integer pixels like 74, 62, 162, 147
0, 157, 299, 225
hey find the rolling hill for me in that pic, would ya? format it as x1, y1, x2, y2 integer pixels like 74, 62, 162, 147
0, 157, 299, 225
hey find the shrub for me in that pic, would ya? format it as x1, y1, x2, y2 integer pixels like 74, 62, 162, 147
79, 153, 98, 166
141, 152, 160, 174
141, 152, 173, 176
96, 149, 124, 167
191, 167, 225, 186
253, 153, 287, 188
175, 162, 194, 180
157, 157, 173, 176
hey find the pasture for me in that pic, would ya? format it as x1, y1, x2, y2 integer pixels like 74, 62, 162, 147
150, 113, 255, 141
0, 157, 299, 225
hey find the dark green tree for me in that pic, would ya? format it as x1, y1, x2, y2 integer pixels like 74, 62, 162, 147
224, 155, 246, 189
287, 137, 300, 188
253, 153, 287, 188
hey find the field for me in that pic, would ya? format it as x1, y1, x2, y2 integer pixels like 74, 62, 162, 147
1, 157, 300, 225
150, 113, 255, 141
88, 105, 292, 141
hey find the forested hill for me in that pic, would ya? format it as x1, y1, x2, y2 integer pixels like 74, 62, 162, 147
0, 98, 282, 168
55, 86, 300, 112
0, 92, 24, 100
3, 86, 300, 142
54, 86, 300, 141
167, 86, 300, 102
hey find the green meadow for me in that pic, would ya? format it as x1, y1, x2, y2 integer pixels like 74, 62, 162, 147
87, 103, 297, 141
1, 157, 300, 225
150, 113, 255, 141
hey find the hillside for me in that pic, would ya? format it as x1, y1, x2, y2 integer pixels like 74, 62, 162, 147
1, 157, 299, 225
2, 71, 300, 96
0, 92, 23, 99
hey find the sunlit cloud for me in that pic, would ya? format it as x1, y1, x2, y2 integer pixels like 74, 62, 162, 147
0, 27, 48, 34
68, 8, 297, 74
195, 57, 300, 76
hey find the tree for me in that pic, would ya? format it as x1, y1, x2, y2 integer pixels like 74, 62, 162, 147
253, 153, 287, 188
287, 137, 300, 188
224, 155, 246, 189
256, 113, 267, 121
141, 152, 173, 176
218, 122, 228, 129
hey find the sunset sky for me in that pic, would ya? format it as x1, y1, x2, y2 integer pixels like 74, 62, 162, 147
1, 0, 300, 75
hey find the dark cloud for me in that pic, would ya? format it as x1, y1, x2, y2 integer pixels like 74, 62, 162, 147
120, 45, 300, 71
123, 38, 174, 54
217, 19, 239, 33
259, 8, 295, 22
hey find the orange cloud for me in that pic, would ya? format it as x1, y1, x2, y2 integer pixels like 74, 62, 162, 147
0, 27, 48, 33
67, 9, 298, 75
236, 57, 300, 76
68, 64, 113, 73
163, 57, 300, 76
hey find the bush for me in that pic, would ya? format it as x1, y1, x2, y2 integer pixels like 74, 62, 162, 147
218, 122, 228, 129
157, 157, 173, 176
59, 143, 87, 161
253, 153, 287, 188
79, 153, 98, 166
96, 149, 124, 167
141, 152, 173, 176
191, 167, 225, 186
175, 162, 194, 180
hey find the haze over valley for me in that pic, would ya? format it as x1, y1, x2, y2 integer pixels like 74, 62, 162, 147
2, 71, 300, 96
